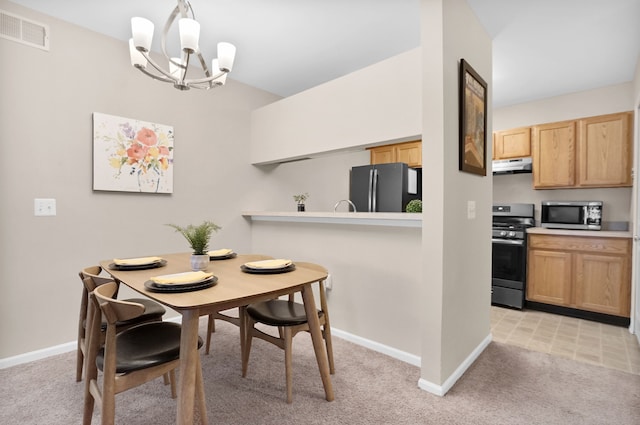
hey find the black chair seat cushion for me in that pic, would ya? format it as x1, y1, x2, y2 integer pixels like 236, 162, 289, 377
247, 300, 322, 327
96, 322, 203, 374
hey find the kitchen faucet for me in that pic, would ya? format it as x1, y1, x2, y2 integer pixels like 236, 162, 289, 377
333, 199, 357, 212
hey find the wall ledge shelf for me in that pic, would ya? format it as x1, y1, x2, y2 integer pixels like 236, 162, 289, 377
242, 211, 422, 228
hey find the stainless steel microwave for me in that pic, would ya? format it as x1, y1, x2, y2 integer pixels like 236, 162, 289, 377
541, 201, 602, 230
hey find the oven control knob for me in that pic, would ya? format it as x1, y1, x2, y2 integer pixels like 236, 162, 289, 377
508, 231, 516, 238
500, 231, 507, 237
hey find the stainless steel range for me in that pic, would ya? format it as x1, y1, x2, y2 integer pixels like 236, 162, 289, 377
491, 203, 535, 309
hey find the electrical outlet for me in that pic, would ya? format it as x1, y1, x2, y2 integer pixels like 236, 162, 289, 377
34, 198, 56, 216
325, 273, 333, 290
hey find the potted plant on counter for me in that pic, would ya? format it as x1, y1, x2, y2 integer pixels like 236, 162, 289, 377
166, 221, 221, 271
293, 192, 309, 212
405, 199, 422, 213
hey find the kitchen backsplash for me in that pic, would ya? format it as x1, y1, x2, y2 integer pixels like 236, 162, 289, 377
493, 172, 632, 229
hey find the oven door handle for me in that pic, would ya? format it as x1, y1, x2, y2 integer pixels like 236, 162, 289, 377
492, 238, 525, 246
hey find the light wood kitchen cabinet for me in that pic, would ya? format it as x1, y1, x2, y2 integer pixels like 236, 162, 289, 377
527, 234, 631, 317
577, 112, 632, 187
369, 140, 422, 168
531, 112, 632, 189
532, 120, 576, 188
493, 127, 531, 160
527, 249, 573, 306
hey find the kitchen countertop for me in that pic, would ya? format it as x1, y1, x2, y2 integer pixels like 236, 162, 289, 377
242, 211, 422, 228
527, 227, 632, 238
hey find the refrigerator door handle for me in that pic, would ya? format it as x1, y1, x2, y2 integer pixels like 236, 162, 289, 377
372, 169, 378, 212
367, 169, 374, 212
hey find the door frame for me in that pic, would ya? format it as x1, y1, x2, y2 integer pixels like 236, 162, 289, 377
632, 99, 640, 342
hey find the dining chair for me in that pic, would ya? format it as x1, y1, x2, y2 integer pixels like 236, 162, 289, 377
83, 281, 207, 425
204, 254, 275, 355
241, 262, 335, 403
75, 266, 166, 382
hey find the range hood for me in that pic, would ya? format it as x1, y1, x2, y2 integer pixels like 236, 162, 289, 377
492, 157, 532, 175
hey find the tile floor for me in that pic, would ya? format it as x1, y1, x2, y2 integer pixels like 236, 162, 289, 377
490, 306, 640, 375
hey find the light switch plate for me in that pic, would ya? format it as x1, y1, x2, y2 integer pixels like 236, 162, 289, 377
467, 200, 476, 219
34, 198, 56, 216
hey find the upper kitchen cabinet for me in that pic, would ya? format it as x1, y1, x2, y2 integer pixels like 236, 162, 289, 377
532, 120, 576, 188
531, 111, 632, 189
493, 127, 531, 160
369, 140, 422, 168
577, 112, 632, 188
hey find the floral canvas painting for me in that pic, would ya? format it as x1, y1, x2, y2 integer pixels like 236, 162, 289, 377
93, 113, 174, 193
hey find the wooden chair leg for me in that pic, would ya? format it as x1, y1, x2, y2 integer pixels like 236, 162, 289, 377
82, 381, 95, 425
169, 369, 177, 399
284, 327, 293, 404
205, 314, 215, 355
76, 342, 84, 382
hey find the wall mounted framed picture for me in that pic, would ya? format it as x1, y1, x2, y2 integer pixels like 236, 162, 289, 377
92, 113, 174, 193
458, 59, 487, 176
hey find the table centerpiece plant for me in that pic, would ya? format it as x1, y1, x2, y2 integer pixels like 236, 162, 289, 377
166, 221, 221, 271
293, 192, 309, 212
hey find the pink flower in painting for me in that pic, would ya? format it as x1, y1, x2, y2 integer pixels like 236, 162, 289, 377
108, 120, 173, 181
126, 143, 147, 162
136, 127, 158, 146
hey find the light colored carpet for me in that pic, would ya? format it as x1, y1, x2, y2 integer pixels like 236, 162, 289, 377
1, 318, 639, 424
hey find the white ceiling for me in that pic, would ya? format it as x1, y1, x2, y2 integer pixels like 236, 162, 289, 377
8, 0, 640, 108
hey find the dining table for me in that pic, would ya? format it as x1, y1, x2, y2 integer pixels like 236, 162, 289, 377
100, 252, 334, 425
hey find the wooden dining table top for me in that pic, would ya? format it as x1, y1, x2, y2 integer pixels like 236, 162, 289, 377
99, 252, 328, 312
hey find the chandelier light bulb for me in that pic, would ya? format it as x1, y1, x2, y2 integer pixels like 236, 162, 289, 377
131, 17, 154, 52
179, 18, 200, 53
217, 42, 236, 72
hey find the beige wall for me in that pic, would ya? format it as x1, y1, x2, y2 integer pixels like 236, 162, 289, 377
250, 49, 422, 164
249, 221, 423, 356
493, 83, 634, 225
420, 0, 493, 386
0, 0, 279, 358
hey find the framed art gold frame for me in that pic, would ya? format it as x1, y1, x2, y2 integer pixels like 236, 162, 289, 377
459, 59, 487, 176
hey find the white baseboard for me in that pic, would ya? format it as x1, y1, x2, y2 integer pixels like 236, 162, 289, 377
0, 316, 183, 370
330, 328, 421, 366
417, 333, 492, 397
0, 341, 76, 369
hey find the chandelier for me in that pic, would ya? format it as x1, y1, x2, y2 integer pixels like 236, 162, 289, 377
128, 0, 236, 91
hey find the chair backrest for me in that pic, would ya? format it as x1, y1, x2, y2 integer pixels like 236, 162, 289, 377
79, 266, 115, 292
290, 262, 329, 310
93, 282, 145, 326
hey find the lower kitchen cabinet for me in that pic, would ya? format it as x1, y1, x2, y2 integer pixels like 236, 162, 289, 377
527, 234, 631, 317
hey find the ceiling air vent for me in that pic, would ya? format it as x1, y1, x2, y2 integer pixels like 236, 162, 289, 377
0, 9, 49, 51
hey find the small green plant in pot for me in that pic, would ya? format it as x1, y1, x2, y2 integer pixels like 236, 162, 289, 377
167, 221, 221, 270
293, 192, 309, 211
405, 199, 422, 213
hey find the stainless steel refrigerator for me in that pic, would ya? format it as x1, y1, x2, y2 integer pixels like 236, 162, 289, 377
349, 162, 420, 212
